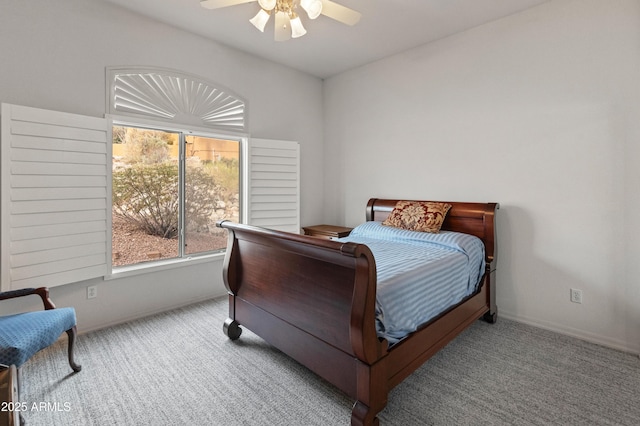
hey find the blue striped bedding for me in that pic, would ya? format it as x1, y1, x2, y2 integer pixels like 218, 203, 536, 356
338, 221, 486, 344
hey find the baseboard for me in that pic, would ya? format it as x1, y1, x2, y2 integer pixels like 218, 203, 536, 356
500, 311, 640, 356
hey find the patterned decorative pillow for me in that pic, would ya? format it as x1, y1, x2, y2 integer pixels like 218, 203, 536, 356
381, 201, 452, 233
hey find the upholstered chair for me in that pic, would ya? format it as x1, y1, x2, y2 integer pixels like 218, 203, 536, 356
0, 287, 81, 372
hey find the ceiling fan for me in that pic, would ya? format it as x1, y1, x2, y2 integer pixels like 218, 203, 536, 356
200, 0, 362, 41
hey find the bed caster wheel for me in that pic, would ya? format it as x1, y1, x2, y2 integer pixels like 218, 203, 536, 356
483, 311, 498, 324
224, 318, 242, 340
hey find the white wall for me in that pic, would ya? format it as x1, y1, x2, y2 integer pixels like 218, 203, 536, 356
0, 0, 324, 331
324, 0, 640, 354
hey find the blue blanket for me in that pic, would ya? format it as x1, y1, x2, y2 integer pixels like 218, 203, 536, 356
339, 221, 486, 344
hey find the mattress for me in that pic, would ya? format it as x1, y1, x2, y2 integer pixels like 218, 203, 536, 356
338, 221, 486, 344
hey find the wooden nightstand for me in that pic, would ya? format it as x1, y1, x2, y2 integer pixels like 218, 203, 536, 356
302, 224, 353, 240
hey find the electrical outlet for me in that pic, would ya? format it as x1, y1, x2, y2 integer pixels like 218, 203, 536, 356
87, 285, 98, 299
570, 288, 582, 304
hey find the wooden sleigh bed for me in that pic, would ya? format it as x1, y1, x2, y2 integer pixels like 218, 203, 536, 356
217, 198, 498, 425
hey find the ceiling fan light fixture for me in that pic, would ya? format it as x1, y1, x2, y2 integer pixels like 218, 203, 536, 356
289, 14, 307, 38
249, 8, 271, 32
258, 0, 277, 10
300, 0, 322, 20
201, 0, 361, 41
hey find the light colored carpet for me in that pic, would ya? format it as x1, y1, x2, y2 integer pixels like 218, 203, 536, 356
18, 297, 640, 425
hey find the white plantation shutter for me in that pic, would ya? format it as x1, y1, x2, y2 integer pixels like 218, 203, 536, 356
246, 139, 300, 233
1, 104, 108, 291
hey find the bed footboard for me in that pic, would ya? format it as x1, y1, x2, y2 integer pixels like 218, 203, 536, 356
216, 220, 389, 418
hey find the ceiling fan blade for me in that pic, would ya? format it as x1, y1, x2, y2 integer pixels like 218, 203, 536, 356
200, 0, 256, 10
320, 0, 361, 26
274, 11, 291, 41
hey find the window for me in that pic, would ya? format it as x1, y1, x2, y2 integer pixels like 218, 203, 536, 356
111, 123, 241, 268
106, 66, 248, 270
0, 68, 298, 291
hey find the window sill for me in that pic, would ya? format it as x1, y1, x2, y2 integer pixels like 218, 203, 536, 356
105, 252, 226, 281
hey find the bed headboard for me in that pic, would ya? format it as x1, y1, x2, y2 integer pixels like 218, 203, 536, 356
366, 198, 499, 264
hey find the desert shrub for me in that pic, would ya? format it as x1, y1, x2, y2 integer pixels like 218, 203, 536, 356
203, 157, 239, 202
113, 163, 216, 238
185, 163, 219, 232
117, 127, 174, 165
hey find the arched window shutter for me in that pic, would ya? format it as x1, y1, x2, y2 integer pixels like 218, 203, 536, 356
107, 67, 247, 132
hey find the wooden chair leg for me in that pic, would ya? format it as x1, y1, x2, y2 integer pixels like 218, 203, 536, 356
65, 326, 81, 372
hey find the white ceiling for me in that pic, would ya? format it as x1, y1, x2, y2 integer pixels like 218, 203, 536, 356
99, 0, 550, 79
